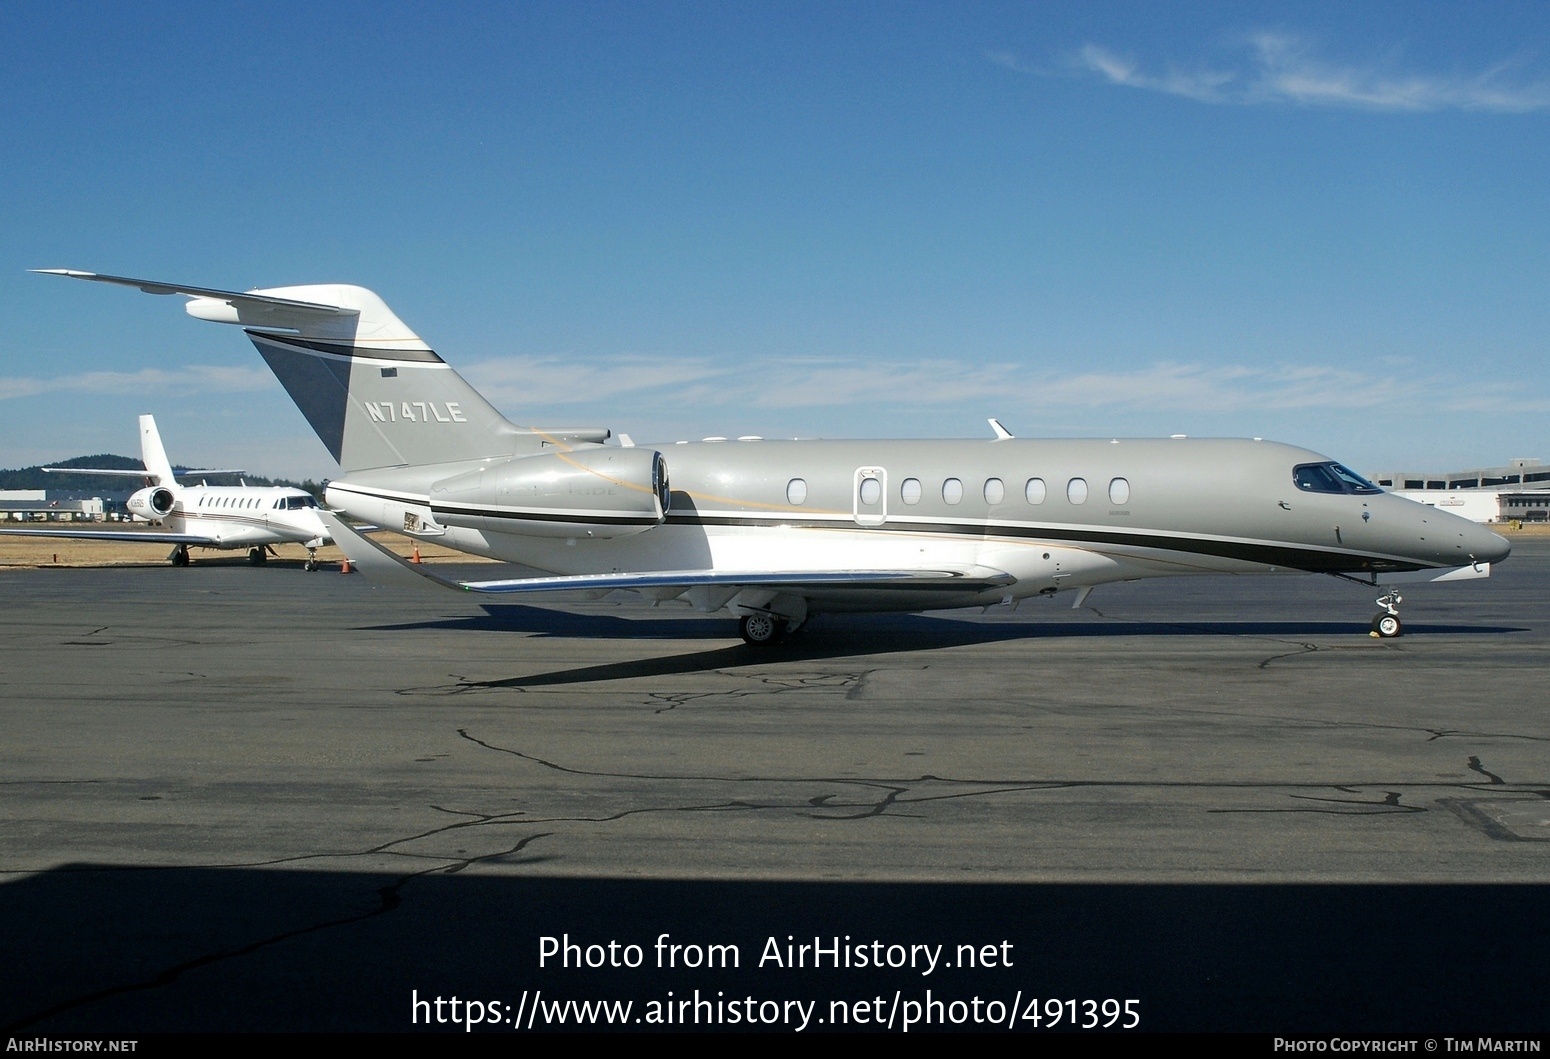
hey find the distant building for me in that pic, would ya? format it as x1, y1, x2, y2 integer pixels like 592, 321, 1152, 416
1372, 458, 1550, 491
1, 495, 108, 521
1371, 459, 1550, 524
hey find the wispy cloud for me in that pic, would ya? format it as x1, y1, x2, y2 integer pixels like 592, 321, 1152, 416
1021, 32, 1550, 112
5, 353, 1503, 424
0, 365, 273, 402
460, 353, 1500, 418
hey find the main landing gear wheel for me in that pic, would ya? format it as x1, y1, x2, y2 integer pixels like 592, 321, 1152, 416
1372, 612, 1402, 638
739, 613, 787, 646
169, 546, 190, 567
247, 547, 267, 566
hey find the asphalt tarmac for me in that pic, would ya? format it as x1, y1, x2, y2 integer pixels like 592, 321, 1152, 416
3, 544, 1548, 1033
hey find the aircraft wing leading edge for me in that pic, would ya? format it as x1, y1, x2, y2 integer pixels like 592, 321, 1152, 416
0, 528, 213, 545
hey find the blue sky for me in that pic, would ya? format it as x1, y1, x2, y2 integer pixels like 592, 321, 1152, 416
2, 1, 1546, 480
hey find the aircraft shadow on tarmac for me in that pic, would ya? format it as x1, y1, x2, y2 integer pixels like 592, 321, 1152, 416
382, 604, 1524, 643
1, 866, 1545, 1034
366, 606, 1526, 688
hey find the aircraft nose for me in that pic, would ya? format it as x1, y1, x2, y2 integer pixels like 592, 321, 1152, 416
1470, 524, 1512, 565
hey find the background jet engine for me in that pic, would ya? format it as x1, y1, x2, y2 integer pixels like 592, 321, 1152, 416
428, 447, 669, 539
126, 485, 176, 521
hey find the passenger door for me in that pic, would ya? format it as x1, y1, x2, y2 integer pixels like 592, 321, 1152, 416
853, 467, 887, 527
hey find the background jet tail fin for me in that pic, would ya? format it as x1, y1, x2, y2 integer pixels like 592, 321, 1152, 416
138, 415, 177, 486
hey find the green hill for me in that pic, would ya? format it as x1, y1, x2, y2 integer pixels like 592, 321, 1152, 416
0, 455, 325, 498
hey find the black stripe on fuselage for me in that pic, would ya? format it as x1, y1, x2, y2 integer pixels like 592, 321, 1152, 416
244, 331, 445, 364
342, 482, 1427, 574
429, 503, 659, 527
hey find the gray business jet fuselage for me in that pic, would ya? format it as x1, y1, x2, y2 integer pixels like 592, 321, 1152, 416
327, 435, 1507, 614
37, 270, 1509, 643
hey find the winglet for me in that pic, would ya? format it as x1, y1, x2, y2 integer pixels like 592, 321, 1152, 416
988, 418, 1014, 440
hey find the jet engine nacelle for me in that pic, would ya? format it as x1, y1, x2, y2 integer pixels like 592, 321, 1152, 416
127, 485, 176, 521
428, 447, 669, 540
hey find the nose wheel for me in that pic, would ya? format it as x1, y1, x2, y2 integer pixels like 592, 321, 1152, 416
303, 546, 320, 572
1371, 589, 1403, 638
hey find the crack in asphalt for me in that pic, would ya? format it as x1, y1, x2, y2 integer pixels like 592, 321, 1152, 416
1469, 756, 1506, 784
1210, 790, 1424, 815
454, 730, 1545, 830
1258, 641, 1319, 668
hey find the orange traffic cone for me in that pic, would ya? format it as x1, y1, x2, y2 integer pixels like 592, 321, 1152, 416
340, 558, 353, 573
412, 543, 422, 564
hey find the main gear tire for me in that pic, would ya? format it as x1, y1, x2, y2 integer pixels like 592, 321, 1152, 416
739, 613, 786, 646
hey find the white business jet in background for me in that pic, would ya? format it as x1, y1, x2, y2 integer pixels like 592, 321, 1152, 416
0, 413, 333, 569
36, 270, 1511, 642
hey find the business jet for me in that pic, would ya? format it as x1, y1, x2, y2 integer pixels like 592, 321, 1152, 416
1, 412, 333, 569
36, 270, 1511, 643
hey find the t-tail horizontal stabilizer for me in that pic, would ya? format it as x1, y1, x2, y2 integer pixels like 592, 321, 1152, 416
37, 268, 549, 473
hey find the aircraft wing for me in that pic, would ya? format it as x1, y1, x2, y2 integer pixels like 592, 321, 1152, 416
455, 567, 1010, 595
41, 467, 153, 478
39, 466, 245, 477
318, 511, 1013, 597
0, 528, 213, 545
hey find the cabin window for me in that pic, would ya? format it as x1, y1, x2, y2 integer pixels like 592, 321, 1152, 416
1109, 478, 1130, 505
984, 478, 1005, 505
1292, 462, 1382, 495
1025, 478, 1046, 505
900, 478, 922, 505
942, 478, 963, 505
1067, 477, 1088, 504
859, 476, 881, 506
786, 478, 807, 505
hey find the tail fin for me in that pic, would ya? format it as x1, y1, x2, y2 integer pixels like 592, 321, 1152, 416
238, 290, 529, 472
138, 414, 177, 486
35, 271, 610, 473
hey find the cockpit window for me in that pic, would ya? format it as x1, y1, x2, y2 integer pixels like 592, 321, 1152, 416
1292, 462, 1381, 495
283, 495, 319, 509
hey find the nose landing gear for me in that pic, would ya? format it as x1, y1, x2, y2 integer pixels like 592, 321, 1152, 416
1371, 589, 1403, 638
